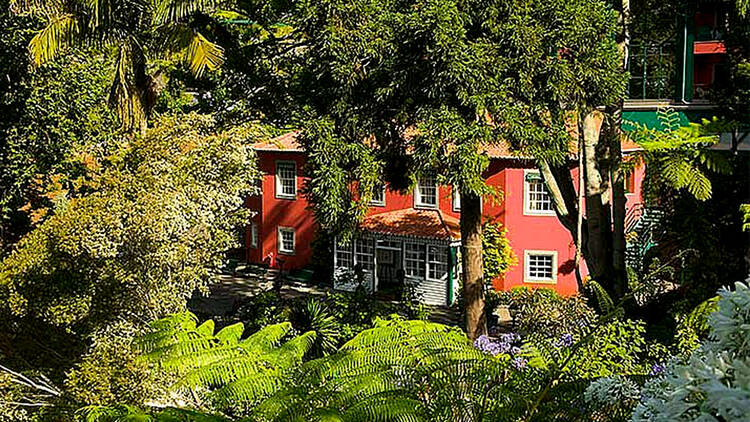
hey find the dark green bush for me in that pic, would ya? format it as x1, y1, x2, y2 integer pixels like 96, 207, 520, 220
499, 287, 597, 338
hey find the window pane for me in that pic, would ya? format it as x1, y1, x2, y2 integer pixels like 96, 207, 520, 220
427, 245, 448, 281
336, 240, 353, 268
355, 239, 374, 272
527, 179, 553, 212
371, 184, 385, 205
417, 177, 437, 206
279, 229, 295, 253
405, 242, 426, 278
277, 162, 296, 197
527, 254, 554, 280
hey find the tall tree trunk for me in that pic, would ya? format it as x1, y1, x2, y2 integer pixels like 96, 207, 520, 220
460, 191, 485, 340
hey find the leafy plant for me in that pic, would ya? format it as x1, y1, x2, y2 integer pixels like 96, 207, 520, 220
138, 311, 317, 414
632, 281, 750, 421
499, 287, 597, 338
626, 108, 733, 202
482, 221, 517, 283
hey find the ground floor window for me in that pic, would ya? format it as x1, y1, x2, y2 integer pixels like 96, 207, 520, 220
355, 238, 375, 272
405, 242, 426, 278
278, 227, 296, 255
336, 240, 353, 268
524, 250, 557, 283
427, 245, 449, 281
250, 222, 258, 248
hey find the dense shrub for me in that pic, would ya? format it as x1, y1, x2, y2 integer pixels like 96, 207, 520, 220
632, 281, 750, 421
499, 287, 597, 338
64, 321, 160, 407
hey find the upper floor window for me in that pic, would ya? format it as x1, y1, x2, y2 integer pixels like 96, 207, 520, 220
626, 41, 676, 100
415, 176, 438, 208
277, 227, 295, 255
370, 184, 386, 206
625, 170, 636, 195
524, 171, 555, 215
275, 161, 297, 199
524, 250, 557, 283
452, 186, 461, 211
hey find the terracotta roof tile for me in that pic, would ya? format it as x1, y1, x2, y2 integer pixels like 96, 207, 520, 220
360, 208, 461, 241
251, 131, 302, 151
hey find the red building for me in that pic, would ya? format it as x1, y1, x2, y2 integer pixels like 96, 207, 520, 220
247, 133, 644, 305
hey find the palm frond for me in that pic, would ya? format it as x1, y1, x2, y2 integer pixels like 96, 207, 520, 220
152, 0, 217, 25
29, 14, 78, 66
185, 30, 224, 76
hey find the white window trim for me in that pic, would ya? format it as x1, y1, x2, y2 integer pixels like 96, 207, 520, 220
370, 184, 386, 207
452, 186, 461, 211
414, 177, 438, 209
523, 169, 556, 216
277, 226, 296, 255
275, 160, 297, 200
426, 244, 449, 282
523, 250, 557, 284
250, 222, 258, 249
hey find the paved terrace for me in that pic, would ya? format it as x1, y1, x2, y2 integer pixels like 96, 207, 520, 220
188, 270, 462, 326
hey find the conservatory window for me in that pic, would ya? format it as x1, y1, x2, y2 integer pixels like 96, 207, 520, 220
336, 240, 353, 269
355, 239, 375, 272
427, 245, 449, 281
404, 242, 426, 278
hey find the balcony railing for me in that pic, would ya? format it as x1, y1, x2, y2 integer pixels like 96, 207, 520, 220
626, 41, 676, 100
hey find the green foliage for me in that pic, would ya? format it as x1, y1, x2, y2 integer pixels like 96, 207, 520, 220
499, 287, 597, 338
139, 311, 317, 414
288, 300, 343, 357
633, 281, 750, 421
742, 204, 750, 231
674, 296, 719, 357
626, 108, 733, 202
1, 113, 260, 329
0, 46, 119, 252
482, 221, 517, 282
65, 321, 159, 407
293, 0, 625, 236
0, 114, 262, 412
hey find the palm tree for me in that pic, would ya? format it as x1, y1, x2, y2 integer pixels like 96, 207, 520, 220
13, 0, 227, 133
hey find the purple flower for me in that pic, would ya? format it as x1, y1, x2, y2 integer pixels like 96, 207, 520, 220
649, 363, 666, 376
511, 346, 521, 355
474, 335, 502, 356
557, 333, 574, 348
512, 357, 528, 369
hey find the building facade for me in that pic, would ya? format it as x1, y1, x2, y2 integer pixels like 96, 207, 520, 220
245, 133, 645, 305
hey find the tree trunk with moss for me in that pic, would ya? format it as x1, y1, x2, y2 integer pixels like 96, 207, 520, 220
461, 191, 485, 340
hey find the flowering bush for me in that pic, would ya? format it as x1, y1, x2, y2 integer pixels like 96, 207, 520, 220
631, 281, 750, 421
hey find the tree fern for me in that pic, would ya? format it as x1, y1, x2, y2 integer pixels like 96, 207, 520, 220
626, 108, 734, 202
136, 311, 316, 412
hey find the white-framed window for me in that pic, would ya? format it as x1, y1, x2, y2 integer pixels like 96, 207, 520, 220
335, 239, 353, 269
452, 186, 461, 211
275, 161, 297, 199
523, 170, 555, 215
404, 242, 426, 278
277, 227, 295, 255
355, 238, 375, 272
250, 222, 258, 249
370, 184, 386, 206
427, 245, 449, 281
523, 250, 557, 283
415, 176, 438, 208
